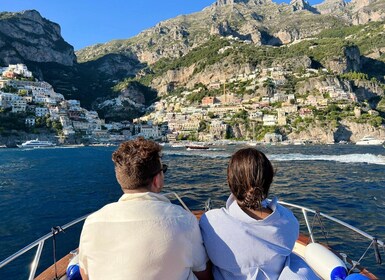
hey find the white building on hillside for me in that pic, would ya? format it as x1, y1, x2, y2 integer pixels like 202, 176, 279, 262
12, 99, 27, 113
4, 64, 33, 78
263, 114, 277, 126
49, 107, 60, 121
249, 111, 263, 121
36, 107, 49, 117
25, 117, 36, 127
139, 125, 160, 139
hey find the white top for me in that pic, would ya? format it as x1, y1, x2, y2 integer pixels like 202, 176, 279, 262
199, 195, 300, 280
79, 192, 208, 280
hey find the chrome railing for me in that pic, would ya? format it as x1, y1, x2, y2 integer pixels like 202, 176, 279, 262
279, 200, 384, 268
0, 214, 89, 280
0, 192, 186, 279
0, 195, 383, 279
279, 200, 384, 248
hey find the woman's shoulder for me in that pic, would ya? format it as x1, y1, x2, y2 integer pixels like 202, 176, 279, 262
200, 208, 228, 225
201, 208, 225, 219
276, 202, 298, 220
273, 203, 300, 235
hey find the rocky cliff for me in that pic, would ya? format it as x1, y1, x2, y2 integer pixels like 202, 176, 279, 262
287, 120, 385, 143
325, 46, 361, 74
149, 44, 361, 95
296, 76, 352, 95
72, 0, 385, 121
76, 0, 385, 67
2, 3, 385, 127
0, 10, 146, 111
0, 10, 76, 66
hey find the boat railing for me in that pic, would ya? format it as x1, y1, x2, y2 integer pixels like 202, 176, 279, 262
0, 193, 383, 279
202, 196, 384, 267
278, 200, 384, 268
170, 194, 384, 266
0, 214, 89, 280
0, 192, 186, 279
278, 201, 383, 246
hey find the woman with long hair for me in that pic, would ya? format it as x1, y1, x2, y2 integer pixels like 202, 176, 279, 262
199, 147, 318, 280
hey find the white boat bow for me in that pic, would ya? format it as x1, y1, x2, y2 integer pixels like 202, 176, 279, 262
0, 193, 383, 279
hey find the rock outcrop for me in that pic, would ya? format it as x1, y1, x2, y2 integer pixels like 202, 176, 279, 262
288, 121, 336, 143
271, 56, 312, 70
80, 53, 142, 78
0, 10, 76, 66
290, 0, 318, 13
76, 0, 385, 67
339, 120, 385, 142
285, 75, 352, 96
349, 0, 385, 23
287, 120, 385, 143
352, 80, 384, 105
315, 0, 346, 14
150, 60, 258, 95
325, 46, 361, 74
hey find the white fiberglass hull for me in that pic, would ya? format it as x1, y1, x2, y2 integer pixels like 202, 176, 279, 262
356, 140, 384, 145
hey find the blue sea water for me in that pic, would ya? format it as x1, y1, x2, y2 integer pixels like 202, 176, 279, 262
0, 144, 384, 278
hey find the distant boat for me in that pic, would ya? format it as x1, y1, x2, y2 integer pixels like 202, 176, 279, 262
293, 140, 306, 145
170, 142, 185, 148
185, 144, 209, 150
246, 141, 258, 146
89, 143, 115, 147
355, 136, 384, 146
17, 139, 56, 148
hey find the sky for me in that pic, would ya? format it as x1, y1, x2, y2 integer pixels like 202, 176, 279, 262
1, 0, 321, 51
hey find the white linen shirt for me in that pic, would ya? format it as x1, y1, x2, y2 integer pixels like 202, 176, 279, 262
199, 195, 299, 280
79, 192, 208, 280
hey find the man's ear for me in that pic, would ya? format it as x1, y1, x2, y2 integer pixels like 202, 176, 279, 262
150, 173, 162, 193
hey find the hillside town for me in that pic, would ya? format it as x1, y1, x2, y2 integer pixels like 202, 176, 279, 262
0, 64, 121, 145
0, 64, 383, 146
137, 66, 381, 143
0, 64, 175, 146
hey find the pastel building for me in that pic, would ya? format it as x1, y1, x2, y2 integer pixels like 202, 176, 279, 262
12, 99, 27, 113
36, 107, 49, 117
262, 114, 277, 126
25, 117, 36, 126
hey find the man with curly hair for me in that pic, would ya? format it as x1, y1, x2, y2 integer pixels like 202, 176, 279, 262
79, 137, 210, 280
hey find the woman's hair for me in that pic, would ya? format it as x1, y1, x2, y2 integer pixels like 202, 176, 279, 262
227, 147, 274, 210
112, 137, 162, 190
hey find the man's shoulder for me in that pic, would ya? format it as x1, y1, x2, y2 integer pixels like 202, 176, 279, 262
83, 201, 120, 223
83, 199, 197, 227
164, 203, 197, 220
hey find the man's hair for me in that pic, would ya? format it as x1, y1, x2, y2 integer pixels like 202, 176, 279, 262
112, 137, 162, 190
227, 147, 274, 210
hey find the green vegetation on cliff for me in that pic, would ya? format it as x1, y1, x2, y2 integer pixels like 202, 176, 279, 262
0, 112, 62, 136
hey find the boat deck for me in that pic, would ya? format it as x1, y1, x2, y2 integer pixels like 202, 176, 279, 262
32, 210, 378, 280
